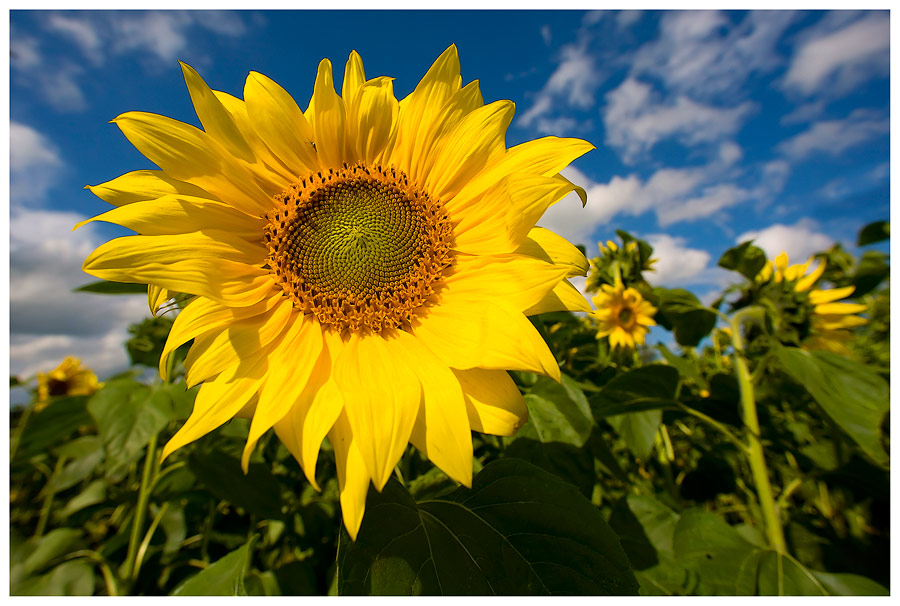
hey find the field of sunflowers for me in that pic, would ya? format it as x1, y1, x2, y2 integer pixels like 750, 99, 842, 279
10, 223, 889, 596
8, 46, 890, 596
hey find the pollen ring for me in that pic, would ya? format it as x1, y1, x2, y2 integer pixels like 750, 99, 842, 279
264, 163, 453, 333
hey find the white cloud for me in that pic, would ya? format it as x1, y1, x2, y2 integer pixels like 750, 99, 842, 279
10, 122, 64, 205
47, 13, 105, 65
778, 109, 889, 160
604, 77, 754, 163
10, 31, 88, 111
736, 219, 834, 263
643, 234, 713, 287
519, 42, 601, 129
630, 10, 796, 101
9, 209, 152, 380
540, 24, 552, 46
657, 183, 751, 227
783, 12, 889, 97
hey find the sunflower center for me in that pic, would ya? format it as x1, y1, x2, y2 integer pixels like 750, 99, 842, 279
265, 164, 453, 334
617, 307, 633, 325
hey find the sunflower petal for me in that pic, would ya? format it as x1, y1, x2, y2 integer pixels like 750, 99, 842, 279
809, 286, 856, 305
342, 51, 366, 109
517, 227, 590, 277
307, 59, 346, 169
86, 170, 212, 207
454, 368, 527, 437
346, 77, 399, 165
329, 410, 371, 541
332, 332, 421, 490
524, 278, 592, 315
814, 302, 868, 315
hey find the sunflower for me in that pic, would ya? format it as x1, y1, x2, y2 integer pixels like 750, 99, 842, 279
591, 283, 657, 349
757, 252, 867, 354
36, 356, 102, 409
79, 46, 593, 538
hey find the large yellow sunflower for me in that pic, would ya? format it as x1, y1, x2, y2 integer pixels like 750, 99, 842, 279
79, 46, 593, 538
758, 252, 867, 354
591, 283, 657, 349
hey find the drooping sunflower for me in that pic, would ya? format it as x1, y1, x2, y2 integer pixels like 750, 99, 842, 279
80, 46, 593, 538
591, 282, 657, 349
36, 356, 102, 409
757, 252, 867, 354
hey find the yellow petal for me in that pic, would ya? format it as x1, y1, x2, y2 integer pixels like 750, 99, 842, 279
346, 77, 399, 165
242, 314, 325, 472
517, 227, 589, 277
83, 233, 272, 307
148, 285, 171, 316
112, 112, 271, 216
389, 44, 461, 178
243, 71, 319, 175
341, 51, 366, 110
795, 259, 827, 291
74, 194, 266, 238
161, 346, 273, 461
445, 253, 570, 313
183, 299, 293, 388
454, 368, 527, 437
505, 173, 579, 245
332, 332, 421, 490
809, 286, 856, 305
307, 58, 346, 169
396, 331, 473, 487
181, 62, 255, 164
86, 169, 212, 207
413, 301, 560, 381
814, 302, 868, 315
524, 279, 592, 315
159, 294, 282, 380
328, 410, 371, 541
426, 100, 514, 201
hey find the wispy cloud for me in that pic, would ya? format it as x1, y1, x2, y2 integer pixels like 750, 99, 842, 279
778, 109, 889, 160
10, 122, 64, 205
782, 12, 889, 97
643, 234, 718, 287
736, 219, 834, 263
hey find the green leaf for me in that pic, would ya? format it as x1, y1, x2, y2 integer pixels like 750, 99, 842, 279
75, 279, 148, 294
652, 288, 718, 347
187, 451, 285, 519
774, 347, 889, 466
810, 570, 889, 596
171, 538, 255, 596
59, 479, 108, 517
87, 379, 173, 481
608, 496, 690, 596
45, 436, 104, 494
857, 220, 889, 246
22, 528, 85, 577
12, 560, 95, 596
756, 551, 828, 595
590, 365, 679, 460
851, 250, 890, 296
657, 343, 707, 389
13, 396, 92, 462
718, 241, 768, 280
338, 458, 638, 596
521, 373, 595, 447
673, 509, 764, 595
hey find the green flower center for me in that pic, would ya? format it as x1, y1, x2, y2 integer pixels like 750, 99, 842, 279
618, 307, 633, 325
265, 164, 453, 334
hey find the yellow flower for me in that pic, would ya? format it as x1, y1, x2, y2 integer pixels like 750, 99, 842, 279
79, 46, 593, 539
591, 284, 657, 349
36, 357, 102, 409
759, 252, 867, 354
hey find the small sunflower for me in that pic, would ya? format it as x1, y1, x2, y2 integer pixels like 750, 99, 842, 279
80, 46, 593, 538
36, 356, 102, 409
591, 283, 657, 349
758, 252, 867, 354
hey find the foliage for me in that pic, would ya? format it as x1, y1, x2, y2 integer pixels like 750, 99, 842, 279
9, 224, 889, 595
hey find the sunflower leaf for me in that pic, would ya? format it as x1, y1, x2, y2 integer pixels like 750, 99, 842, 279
170, 537, 256, 596
337, 458, 638, 596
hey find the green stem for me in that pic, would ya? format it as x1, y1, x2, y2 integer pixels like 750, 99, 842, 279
674, 402, 750, 454
731, 308, 787, 554
133, 501, 170, 583
34, 456, 66, 538
122, 434, 158, 588
62, 550, 119, 596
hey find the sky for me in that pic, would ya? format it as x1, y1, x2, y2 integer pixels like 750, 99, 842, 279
7, 9, 892, 388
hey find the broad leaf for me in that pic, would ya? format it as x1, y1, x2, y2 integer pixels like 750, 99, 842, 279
810, 570, 888, 596
857, 220, 889, 246
75, 279, 148, 294
718, 241, 767, 280
187, 451, 285, 519
171, 538, 255, 596
87, 379, 173, 480
521, 373, 594, 447
338, 458, 638, 596
13, 396, 92, 462
774, 347, 889, 466
652, 288, 717, 347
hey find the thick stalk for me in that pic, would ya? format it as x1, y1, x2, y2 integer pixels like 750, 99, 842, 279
122, 433, 158, 588
730, 309, 787, 554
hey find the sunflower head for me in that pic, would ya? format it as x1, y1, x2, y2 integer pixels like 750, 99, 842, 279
36, 356, 102, 409
585, 232, 656, 294
591, 284, 657, 349
80, 45, 594, 539
756, 252, 867, 354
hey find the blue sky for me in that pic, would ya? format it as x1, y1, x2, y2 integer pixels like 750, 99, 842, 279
8, 9, 891, 382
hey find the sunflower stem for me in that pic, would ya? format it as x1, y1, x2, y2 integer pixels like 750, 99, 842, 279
730, 307, 787, 554
122, 433, 158, 590
34, 455, 66, 539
